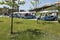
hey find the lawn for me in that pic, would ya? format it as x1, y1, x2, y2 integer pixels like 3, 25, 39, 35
0, 17, 60, 40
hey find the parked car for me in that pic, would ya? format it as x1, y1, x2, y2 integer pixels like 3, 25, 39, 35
37, 10, 58, 21
10, 12, 36, 19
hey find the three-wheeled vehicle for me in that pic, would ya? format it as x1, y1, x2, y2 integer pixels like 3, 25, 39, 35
37, 10, 58, 21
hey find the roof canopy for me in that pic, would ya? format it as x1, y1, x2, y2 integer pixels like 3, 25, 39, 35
40, 10, 58, 13
29, 2, 60, 12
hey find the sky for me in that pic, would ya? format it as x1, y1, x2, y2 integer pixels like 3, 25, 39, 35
0, 0, 59, 11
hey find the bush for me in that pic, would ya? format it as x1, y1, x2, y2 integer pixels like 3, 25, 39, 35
58, 18, 60, 23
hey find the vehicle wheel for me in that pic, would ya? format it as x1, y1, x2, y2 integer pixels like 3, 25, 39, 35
22, 17, 24, 18
32, 17, 34, 18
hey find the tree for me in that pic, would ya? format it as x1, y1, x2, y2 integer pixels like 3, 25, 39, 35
30, 0, 40, 9
30, 0, 40, 24
0, 0, 25, 12
0, 0, 25, 34
0, 2, 5, 4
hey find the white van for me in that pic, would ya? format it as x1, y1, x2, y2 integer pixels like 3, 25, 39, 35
10, 12, 36, 19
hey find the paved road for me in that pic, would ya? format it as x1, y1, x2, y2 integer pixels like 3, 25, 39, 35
0, 15, 3, 17
0, 15, 9, 17
0, 15, 60, 23
27, 19, 36, 20
28, 19, 58, 22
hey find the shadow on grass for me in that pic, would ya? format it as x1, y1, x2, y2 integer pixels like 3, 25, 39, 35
0, 21, 4, 22
10, 29, 44, 40
42, 22, 56, 25
14, 21, 23, 24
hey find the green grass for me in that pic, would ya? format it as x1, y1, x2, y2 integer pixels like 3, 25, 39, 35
0, 17, 60, 40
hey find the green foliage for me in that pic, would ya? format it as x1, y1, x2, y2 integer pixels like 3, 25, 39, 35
34, 0, 39, 1
0, 0, 25, 9
18, 1, 25, 5
30, 0, 39, 8
5, 1, 18, 7
0, 2, 5, 4
6, 2, 13, 7
36, 11, 39, 15
31, 1, 35, 6
58, 18, 60, 23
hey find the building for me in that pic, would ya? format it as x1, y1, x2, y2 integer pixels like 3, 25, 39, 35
0, 7, 9, 15
29, 2, 60, 12
0, 5, 19, 15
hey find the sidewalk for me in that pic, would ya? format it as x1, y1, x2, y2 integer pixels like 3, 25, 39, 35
0, 15, 9, 17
